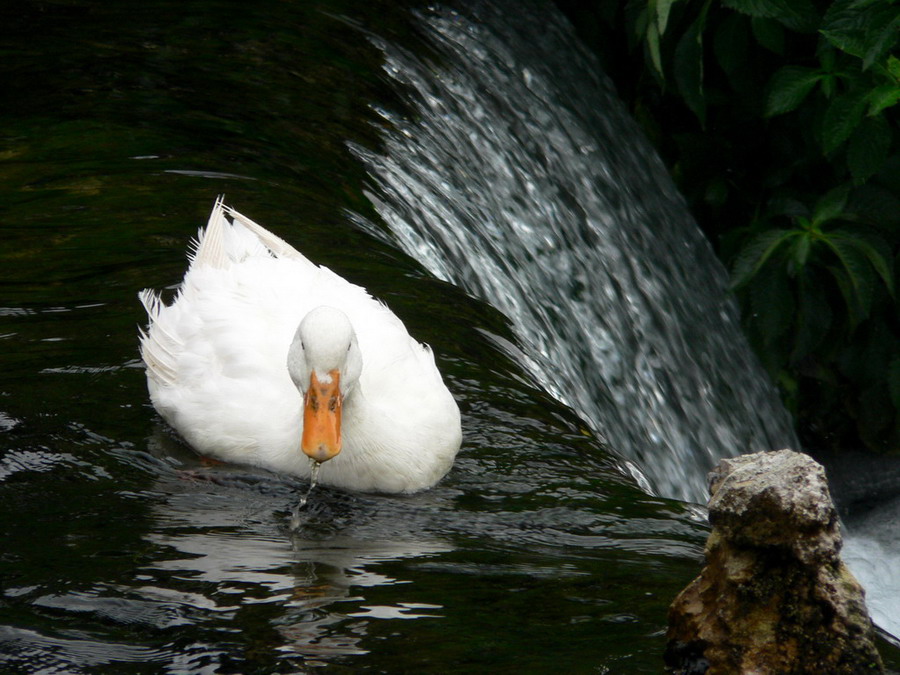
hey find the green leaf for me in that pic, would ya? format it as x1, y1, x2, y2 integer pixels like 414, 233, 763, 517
812, 184, 851, 226
821, 89, 869, 153
889, 55, 900, 79
765, 66, 823, 116
629, 4, 649, 51
821, 73, 837, 99
829, 264, 872, 327
714, 13, 750, 87
867, 83, 900, 116
654, 0, 680, 35
863, 11, 900, 69
823, 235, 876, 321
831, 228, 896, 297
792, 233, 812, 268
751, 16, 785, 53
674, 14, 707, 125
821, 0, 900, 67
820, 0, 870, 57
730, 229, 796, 288
723, 0, 819, 33
647, 20, 664, 79
820, 45, 837, 73
849, 184, 900, 228
847, 115, 892, 184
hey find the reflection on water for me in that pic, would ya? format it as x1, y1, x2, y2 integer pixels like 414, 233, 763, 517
0, 448, 106, 481
0, 625, 164, 673
142, 430, 456, 661
0, 391, 705, 673
0, 430, 458, 671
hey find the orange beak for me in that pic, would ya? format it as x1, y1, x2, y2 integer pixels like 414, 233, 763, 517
301, 369, 342, 462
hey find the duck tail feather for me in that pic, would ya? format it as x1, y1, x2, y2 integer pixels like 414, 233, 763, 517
190, 195, 229, 269
222, 203, 307, 261
137, 289, 179, 385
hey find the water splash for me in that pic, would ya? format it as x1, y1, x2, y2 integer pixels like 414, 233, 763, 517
290, 459, 321, 530
355, 0, 799, 503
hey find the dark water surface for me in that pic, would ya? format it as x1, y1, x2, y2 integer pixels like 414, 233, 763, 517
2, 0, 896, 672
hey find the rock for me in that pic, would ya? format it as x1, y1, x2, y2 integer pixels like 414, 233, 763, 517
665, 449, 884, 674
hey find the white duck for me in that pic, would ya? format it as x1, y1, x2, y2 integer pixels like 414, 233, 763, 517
139, 198, 461, 493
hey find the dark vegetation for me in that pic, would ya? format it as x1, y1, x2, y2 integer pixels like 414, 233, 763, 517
555, 0, 900, 454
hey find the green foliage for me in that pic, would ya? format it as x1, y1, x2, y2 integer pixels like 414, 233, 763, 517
765, 66, 824, 116
556, 0, 900, 452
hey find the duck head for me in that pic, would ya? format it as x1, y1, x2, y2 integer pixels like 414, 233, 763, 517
287, 306, 363, 463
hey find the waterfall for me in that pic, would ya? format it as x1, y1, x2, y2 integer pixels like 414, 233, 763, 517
352, 0, 799, 504
349, 0, 900, 636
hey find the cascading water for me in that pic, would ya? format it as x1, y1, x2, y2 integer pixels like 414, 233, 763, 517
352, 0, 799, 504
352, 0, 900, 639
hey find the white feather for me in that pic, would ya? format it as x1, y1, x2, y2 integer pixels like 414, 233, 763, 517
138, 200, 461, 493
